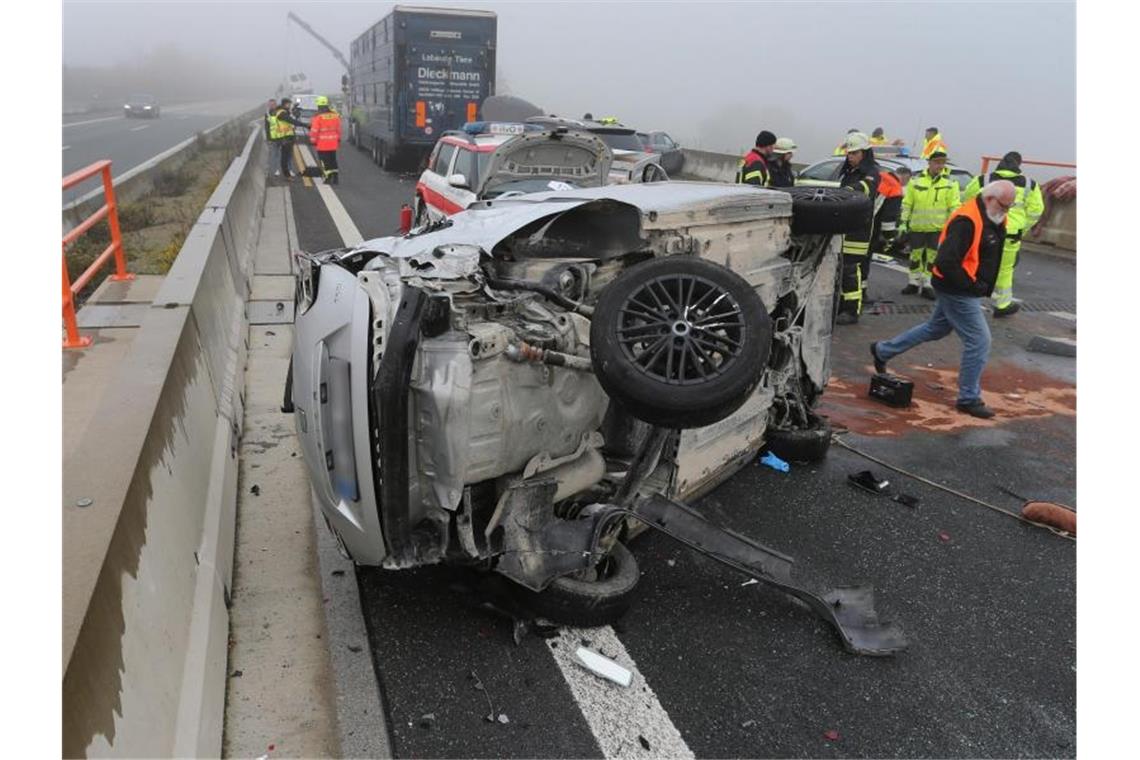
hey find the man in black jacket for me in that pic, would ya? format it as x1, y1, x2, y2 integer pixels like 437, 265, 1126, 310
869, 180, 1015, 418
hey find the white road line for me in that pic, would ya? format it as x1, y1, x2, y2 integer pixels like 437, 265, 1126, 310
63, 115, 122, 128
299, 143, 364, 246
129, 125, 150, 132
546, 626, 694, 759
1049, 311, 1077, 322
872, 258, 910, 275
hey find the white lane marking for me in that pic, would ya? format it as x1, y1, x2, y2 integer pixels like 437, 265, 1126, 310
1049, 311, 1077, 322
873, 258, 910, 275
63, 115, 122, 128
299, 143, 363, 246
129, 125, 150, 132
546, 626, 694, 759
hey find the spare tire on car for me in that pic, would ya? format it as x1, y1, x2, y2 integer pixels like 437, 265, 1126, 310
781, 186, 872, 236
590, 256, 772, 430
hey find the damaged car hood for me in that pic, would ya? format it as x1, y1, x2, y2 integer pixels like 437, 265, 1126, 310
476, 129, 612, 198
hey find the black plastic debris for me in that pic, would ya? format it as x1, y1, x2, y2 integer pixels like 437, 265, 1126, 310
250, 484, 261, 496
418, 713, 436, 730
893, 493, 920, 508
347, 644, 362, 653
331, 569, 346, 577
848, 470, 890, 495
639, 735, 651, 751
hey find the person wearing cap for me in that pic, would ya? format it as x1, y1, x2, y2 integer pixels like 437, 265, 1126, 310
736, 131, 776, 187
899, 149, 960, 298
768, 137, 797, 188
962, 151, 1044, 317
309, 95, 342, 185
921, 126, 949, 160
835, 131, 881, 325
833, 128, 860, 156
871, 180, 1016, 419
271, 98, 309, 180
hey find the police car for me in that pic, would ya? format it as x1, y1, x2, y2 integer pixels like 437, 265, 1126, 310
413, 122, 613, 225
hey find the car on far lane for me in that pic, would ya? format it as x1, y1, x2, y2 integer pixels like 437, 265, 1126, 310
798, 150, 973, 193
638, 130, 685, 176
123, 94, 160, 119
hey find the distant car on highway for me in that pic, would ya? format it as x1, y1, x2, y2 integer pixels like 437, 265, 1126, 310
123, 94, 160, 119
638, 130, 684, 175
413, 122, 611, 225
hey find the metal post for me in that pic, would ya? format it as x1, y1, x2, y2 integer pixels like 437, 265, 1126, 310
101, 164, 134, 282
62, 254, 91, 349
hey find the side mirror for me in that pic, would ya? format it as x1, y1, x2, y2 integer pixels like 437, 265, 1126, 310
448, 173, 469, 188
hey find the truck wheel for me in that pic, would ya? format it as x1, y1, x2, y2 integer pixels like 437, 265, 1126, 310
590, 256, 771, 429
381, 144, 396, 171
514, 542, 639, 627
782, 186, 872, 236
764, 416, 832, 463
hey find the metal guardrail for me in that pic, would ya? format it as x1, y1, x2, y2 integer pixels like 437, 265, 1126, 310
62, 160, 135, 348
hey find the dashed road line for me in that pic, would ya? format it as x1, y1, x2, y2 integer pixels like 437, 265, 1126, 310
546, 625, 694, 759
129, 124, 150, 132
63, 115, 122, 128
298, 143, 363, 247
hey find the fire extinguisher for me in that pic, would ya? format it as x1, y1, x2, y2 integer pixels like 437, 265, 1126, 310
399, 203, 413, 234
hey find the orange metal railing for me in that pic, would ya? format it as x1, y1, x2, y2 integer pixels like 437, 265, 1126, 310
62, 160, 135, 349
979, 155, 1076, 176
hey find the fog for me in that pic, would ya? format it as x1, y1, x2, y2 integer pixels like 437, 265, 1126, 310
63, 0, 1075, 176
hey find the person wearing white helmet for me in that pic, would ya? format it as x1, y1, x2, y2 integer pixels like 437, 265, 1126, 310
835, 131, 880, 325
769, 137, 797, 188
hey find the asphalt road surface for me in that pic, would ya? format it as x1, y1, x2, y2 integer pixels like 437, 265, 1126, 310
285, 141, 1076, 758
62, 99, 256, 202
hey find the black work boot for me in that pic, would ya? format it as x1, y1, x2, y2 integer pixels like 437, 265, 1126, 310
870, 342, 887, 374
836, 311, 858, 326
956, 400, 996, 419
901, 284, 919, 295
993, 302, 1021, 318
920, 286, 936, 300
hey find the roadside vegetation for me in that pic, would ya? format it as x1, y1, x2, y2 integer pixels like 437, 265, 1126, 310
66, 124, 249, 302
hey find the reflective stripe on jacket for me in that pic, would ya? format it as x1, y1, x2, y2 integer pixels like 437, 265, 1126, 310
901, 168, 960, 231
273, 108, 295, 138
736, 148, 770, 186
963, 169, 1044, 236
878, 170, 903, 199
932, 196, 1006, 296
311, 111, 341, 152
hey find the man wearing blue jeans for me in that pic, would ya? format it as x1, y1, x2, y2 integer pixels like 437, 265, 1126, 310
870, 180, 1016, 419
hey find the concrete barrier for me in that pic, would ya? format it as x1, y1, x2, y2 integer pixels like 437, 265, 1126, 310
63, 104, 263, 234
63, 124, 267, 758
678, 147, 1076, 252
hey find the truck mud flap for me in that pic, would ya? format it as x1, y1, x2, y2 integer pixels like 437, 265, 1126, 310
626, 493, 908, 656
373, 286, 428, 563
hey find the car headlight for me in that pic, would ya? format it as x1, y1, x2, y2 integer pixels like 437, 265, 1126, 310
294, 251, 320, 314
144, 105, 152, 110
124, 105, 132, 109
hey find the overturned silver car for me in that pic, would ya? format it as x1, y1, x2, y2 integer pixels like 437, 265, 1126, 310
288, 182, 906, 655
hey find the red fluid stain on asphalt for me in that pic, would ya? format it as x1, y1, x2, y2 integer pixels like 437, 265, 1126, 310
823, 729, 841, 741
938, 531, 952, 543
818, 360, 1076, 437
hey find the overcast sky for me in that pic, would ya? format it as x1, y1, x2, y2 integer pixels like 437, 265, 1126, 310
62, 0, 1076, 172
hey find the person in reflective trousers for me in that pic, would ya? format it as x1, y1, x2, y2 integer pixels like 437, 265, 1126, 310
835, 132, 880, 325
871, 181, 1016, 418
310, 96, 342, 185
899, 150, 960, 298
961, 151, 1044, 317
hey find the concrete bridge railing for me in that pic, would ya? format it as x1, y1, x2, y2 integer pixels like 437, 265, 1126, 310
63, 119, 267, 758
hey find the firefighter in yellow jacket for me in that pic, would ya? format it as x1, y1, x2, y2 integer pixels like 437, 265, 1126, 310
962, 151, 1044, 316
899, 150, 960, 298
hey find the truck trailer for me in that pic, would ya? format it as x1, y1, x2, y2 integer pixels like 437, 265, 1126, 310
348, 5, 497, 171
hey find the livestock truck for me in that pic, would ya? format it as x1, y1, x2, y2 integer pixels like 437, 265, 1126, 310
348, 5, 497, 171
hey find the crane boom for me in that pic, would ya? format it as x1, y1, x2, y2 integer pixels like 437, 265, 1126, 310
287, 11, 350, 73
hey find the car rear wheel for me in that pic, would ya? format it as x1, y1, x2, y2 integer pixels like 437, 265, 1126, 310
782, 186, 872, 235
590, 256, 771, 429
513, 541, 639, 626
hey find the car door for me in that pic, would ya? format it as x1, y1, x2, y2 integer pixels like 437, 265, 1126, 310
652, 132, 684, 175
796, 159, 844, 187
417, 141, 460, 219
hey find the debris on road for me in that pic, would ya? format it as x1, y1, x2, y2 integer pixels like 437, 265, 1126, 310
1022, 501, 1077, 535
892, 493, 920, 508
469, 670, 499, 723
741, 578, 759, 587
575, 646, 633, 687
759, 451, 790, 472
639, 735, 651, 750
497, 713, 510, 724
823, 729, 841, 741
938, 531, 952, 543
418, 713, 436, 730
741, 719, 757, 728
848, 469, 890, 495
250, 484, 261, 496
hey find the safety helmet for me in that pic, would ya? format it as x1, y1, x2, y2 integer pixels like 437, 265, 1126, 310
773, 137, 797, 154
316, 95, 329, 107
843, 131, 872, 152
